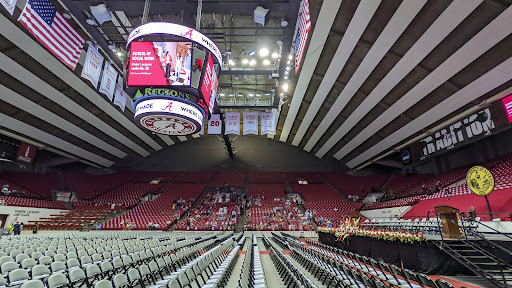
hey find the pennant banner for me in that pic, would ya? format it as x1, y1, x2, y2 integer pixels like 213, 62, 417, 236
260, 112, 276, 135
81, 45, 104, 88
99, 62, 118, 100
207, 114, 222, 134
1, 0, 17, 15
113, 75, 127, 112
243, 112, 258, 135
225, 112, 240, 135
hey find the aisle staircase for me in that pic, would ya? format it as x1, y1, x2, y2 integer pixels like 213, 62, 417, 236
432, 216, 512, 288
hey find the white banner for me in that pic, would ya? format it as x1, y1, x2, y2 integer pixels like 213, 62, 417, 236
113, 75, 127, 112
243, 112, 258, 135
260, 112, 276, 135
81, 45, 104, 88
99, 62, 118, 100
225, 112, 240, 135
1, 0, 16, 15
208, 114, 222, 134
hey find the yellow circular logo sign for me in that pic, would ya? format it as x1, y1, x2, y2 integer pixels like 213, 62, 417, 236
466, 166, 494, 196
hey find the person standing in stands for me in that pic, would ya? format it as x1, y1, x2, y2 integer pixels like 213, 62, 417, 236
13, 222, 21, 236
468, 206, 476, 221
32, 222, 39, 234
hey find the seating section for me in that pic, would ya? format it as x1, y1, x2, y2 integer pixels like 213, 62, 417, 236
244, 184, 313, 231
172, 171, 215, 183
248, 172, 283, 183
210, 171, 245, 188
64, 172, 137, 200
175, 193, 238, 231
26, 207, 122, 230
364, 196, 422, 210
131, 171, 180, 183
0, 171, 59, 198
93, 183, 164, 207
0, 195, 66, 209
284, 172, 324, 184
102, 184, 206, 230
321, 173, 389, 198
292, 184, 363, 226
0, 177, 40, 198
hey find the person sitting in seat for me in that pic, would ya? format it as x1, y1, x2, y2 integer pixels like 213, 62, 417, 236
468, 206, 476, 221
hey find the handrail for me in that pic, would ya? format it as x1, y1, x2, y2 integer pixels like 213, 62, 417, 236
429, 210, 512, 286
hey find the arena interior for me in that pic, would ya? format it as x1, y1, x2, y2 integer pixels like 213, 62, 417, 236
0, 0, 512, 287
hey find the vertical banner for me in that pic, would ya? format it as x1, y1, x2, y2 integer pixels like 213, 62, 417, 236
99, 62, 118, 100
260, 112, 276, 135
113, 75, 127, 112
502, 93, 512, 123
16, 143, 37, 164
225, 112, 240, 135
207, 114, 222, 134
81, 45, 104, 88
1, 0, 17, 15
243, 112, 258, 135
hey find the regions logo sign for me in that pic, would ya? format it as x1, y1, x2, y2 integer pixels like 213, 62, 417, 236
134, 98, 204, 135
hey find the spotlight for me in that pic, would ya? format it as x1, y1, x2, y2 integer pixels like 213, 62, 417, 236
268, 74, 272, 80
259, 48, 269, 57
248, 93, 254, 97
288, 54, 293, 60
229, 59, 235, 66
256, 93, 261, 97
116, 51, 123, 58
237, 93, 243, 97
249, 59, 256, 66
220, 93, 225, 96
281, 18, 288, 27
63, 11, 72, 19
229, 94, 234, 97
271, 88, 275, 92
287, 60, 291, 65
244, 75, 249, 79
282, 83, 289, 92
242, 59, 249, 65
271, 52, 279, 59
234, 75, 239, 80
86, 18, 96, 25
249, 50, 256, 56
286, 66, 290, 71
263, 59, 270, 65
107, 43, 115, 51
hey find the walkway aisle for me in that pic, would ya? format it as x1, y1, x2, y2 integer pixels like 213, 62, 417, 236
257, 237, 266, 251
261, 254, 287, 288
285, 254, 329, 288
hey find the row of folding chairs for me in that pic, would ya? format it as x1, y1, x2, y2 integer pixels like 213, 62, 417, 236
305, 240, 460, 288
164, 233, 238, 288
0, 232, 225, 288
202, 235, 245, 288
263, 235, 317, 288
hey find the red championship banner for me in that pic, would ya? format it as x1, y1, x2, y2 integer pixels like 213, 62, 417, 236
17, 143, 37, 164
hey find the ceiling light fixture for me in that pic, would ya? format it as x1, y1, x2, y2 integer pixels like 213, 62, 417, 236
244, 75, 249, 79
107, 43, 115, 51
234, 75, 239, 80
219, 93, 225, 96
263, 59, 270, 65
63, 11, 72, 19
286, 66, 290, 71
260, 48, 269, 57
249, 59, 256, 66
86, 18, 96, 25
116, 51, 123, 58
288, 54, 293, 60
282, 83, 289, 92
242, 58, 249, 65
249, 50, 256, 56
271, 52, 279, 59
281, 18, 288, 27
248, 93, 254, 97
229, 59, 235, 66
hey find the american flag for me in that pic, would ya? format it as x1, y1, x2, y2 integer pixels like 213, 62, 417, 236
295, 0, 311, 73
18, 0, 85, 70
